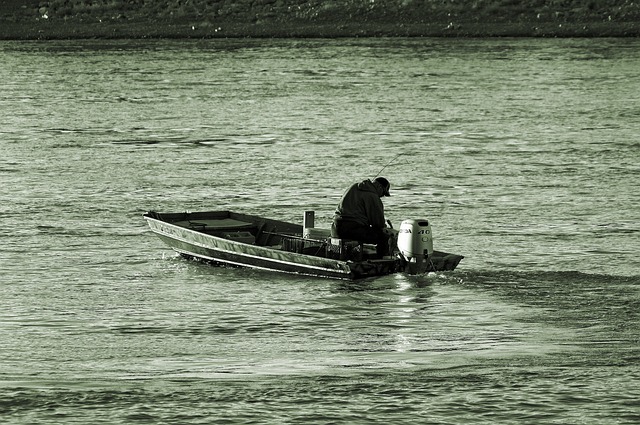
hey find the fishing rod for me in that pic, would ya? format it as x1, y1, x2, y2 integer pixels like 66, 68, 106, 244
373, 153, 404, 178
371, 153, 405, 230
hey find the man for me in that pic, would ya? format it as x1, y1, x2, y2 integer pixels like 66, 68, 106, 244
332, 177, 392, 258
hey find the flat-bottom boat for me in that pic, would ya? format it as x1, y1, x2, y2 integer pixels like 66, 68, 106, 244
143, 210, 463, 280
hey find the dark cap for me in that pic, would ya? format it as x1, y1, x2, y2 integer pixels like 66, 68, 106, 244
374, 177, 391, 197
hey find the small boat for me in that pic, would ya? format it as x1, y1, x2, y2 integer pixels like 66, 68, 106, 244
143, 210, 463, 280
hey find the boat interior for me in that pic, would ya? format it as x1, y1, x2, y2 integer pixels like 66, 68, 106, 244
145, 210, 370, 260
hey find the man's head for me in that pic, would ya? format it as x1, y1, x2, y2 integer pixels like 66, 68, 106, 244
373, 177, 391, 197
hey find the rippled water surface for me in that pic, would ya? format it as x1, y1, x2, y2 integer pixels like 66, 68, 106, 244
1, 38, 639, 424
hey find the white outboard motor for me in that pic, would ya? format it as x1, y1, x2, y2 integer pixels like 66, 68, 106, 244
397, 219, 434, 275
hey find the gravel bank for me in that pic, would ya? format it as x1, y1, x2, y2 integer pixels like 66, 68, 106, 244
1, 0, 639, 39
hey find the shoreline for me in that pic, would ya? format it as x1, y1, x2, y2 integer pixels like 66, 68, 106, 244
1, 19, 639, 40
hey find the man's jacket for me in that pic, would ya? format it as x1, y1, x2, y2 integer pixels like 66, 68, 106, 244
334, 179, 385, 228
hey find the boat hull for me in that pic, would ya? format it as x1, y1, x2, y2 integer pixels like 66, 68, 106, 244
143, 211, 462, 280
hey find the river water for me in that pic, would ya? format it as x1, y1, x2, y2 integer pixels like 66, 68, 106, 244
1, 37, 639, 423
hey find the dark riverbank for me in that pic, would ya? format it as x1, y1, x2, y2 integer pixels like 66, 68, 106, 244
3, 19, 640, 40
1, 0, 639, 39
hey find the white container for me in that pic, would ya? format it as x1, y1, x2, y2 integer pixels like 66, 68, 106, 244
303, 227, 331, 240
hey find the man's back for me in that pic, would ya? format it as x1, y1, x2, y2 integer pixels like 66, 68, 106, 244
334, 179, 385, 228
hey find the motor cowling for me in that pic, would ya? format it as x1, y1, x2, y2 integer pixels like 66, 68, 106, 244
397, 219, 433, 274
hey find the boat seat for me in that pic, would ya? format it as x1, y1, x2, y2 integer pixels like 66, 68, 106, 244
327, 238, 364, 261
177, 218, 256, 232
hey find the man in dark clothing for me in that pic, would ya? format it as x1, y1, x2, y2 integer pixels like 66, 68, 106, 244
332, 177, 392, 258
